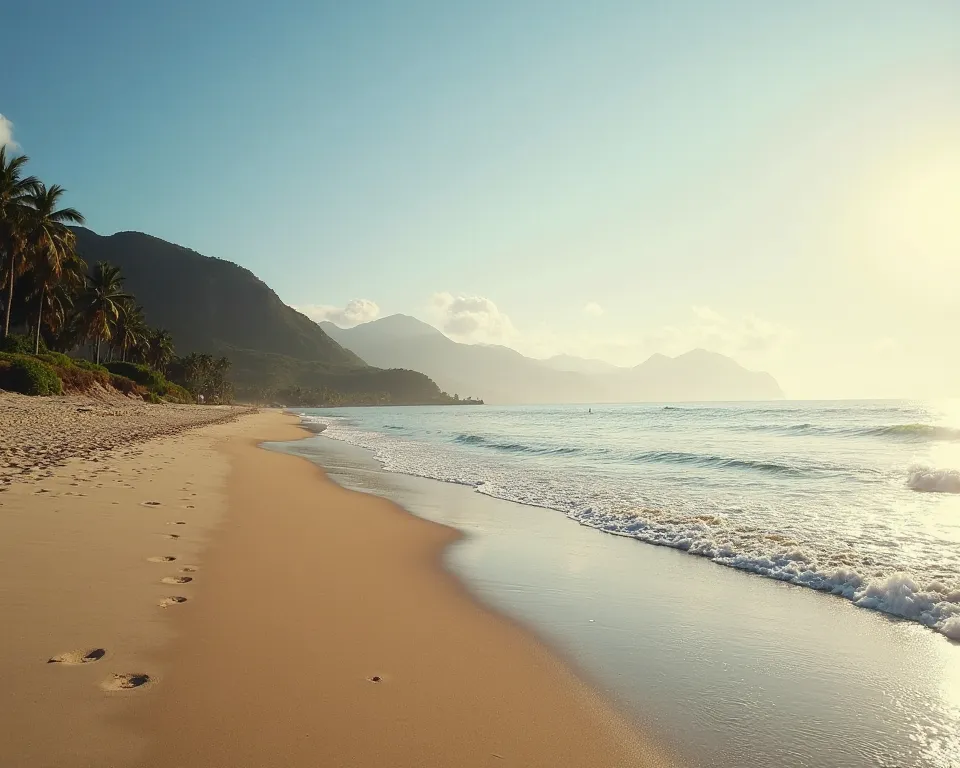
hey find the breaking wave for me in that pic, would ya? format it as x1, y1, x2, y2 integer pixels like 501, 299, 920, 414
633, 450, 805, 475
907, 467, 960, 494
454, 433, 582, 456
299, 409, 960, 640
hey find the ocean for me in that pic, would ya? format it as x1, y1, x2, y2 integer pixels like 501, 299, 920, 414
298, 400, 960, 640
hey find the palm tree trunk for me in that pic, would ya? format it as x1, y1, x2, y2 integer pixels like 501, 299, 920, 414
3, 252, 14, 338
34, 286, 44, 354
95, 337, 101, 364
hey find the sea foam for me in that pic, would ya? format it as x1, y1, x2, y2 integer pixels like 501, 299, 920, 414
300, 411, 960, 640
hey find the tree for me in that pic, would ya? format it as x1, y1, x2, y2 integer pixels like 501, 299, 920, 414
20, 183, 85, 352
142, 328, 175, 373
77, 262, 132, 363
0, 146, 40, 338
210, 356, 232, 402
111, 299, 147, 362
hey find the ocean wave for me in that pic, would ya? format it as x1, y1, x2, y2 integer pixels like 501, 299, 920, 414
868, 423, 960, 441
739, 421, 960, 442
568, 507, 960, 639
454, 433, 581, 456
303, 414, 960, 640
632, 450, 805, 475
907, 467, 960, 494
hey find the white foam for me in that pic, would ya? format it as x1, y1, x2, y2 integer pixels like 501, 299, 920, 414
907, 466, 960, 493
304, 415, 960, 640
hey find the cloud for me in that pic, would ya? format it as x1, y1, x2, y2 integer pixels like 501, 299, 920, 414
582, 301, 604, 317
0, 114, 17, 150
297, 298, 380, 327
648, 306, 790, 359
429, 292, 518, 343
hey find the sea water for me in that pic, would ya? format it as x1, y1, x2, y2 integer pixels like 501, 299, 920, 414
282, 400, 960, 767
298, 400, 960, 639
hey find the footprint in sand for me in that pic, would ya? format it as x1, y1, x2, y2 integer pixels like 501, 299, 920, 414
159, 596, 188, 608
161, 576, 193, 585
101, 673, 151, 691
141, 501, 162, 507
147, 556, 177, 563
179, 566, 198, 573
48, 648, 106, 665
167, 521, 187, 525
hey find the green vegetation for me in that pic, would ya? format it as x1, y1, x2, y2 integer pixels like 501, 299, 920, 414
0, 352, 62, 395
3, 147, 476, 406
72, 230, 471, 405
104, 361, 194, 403
0, 148, 230, 402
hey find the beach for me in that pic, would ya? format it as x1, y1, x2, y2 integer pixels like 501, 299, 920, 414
0, 397, 670, 767
283, 407, 960, 768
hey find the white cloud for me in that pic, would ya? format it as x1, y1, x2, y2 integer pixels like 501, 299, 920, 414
648, 306, 790, 359
429, 292, 518, 344
297, 298, 380, 327
582, 301, 604, 317
0, 114, 18, 150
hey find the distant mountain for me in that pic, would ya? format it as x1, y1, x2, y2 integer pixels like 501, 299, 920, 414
321, 315, 784, 403
319, 315, 592, 403
71, 229, 451, 403
613, 349, 783, 402
540, 354, 622, 375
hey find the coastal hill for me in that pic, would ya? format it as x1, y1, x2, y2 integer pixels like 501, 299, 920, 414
70, 229, 450, 403
321, 315, 784, 403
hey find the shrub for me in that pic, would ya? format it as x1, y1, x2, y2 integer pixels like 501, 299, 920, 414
143, 391, 164, 404
104, 361, 164, 389
162, 382, 194, 403
37, 351, 77, 368
0, 334, 35, 355
74, 359, 110, 374
0, 353, 63, 395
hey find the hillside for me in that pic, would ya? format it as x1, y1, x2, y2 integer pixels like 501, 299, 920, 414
70, 229, 450, 403
320, 316, 595, 403
322, 315, 785, 404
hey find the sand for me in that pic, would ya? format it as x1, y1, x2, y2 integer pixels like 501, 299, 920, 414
0, 403, 671, 767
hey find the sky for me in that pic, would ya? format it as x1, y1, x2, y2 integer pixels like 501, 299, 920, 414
3, 1, 959, 398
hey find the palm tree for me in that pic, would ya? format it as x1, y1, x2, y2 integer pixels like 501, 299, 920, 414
77, 262, 131, 363
37, 260, 84, 350
143, 328, 175, 373
111, 299, 147, 362
21, 183, 85, 352
210, 356, 232, 402
0, 146, 39, 338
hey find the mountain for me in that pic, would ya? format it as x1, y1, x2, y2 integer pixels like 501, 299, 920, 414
70, 229, 451, 403
320, 315, 593, 403
322, 315, 785, 403
613, 349, 784, 402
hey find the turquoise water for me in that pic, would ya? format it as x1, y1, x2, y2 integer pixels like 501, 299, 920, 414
299, 400, 960, 639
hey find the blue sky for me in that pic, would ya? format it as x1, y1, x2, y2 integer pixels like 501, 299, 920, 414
3, 1, 959, 397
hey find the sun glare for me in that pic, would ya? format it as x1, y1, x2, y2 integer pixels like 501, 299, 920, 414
851, 143, 960, 288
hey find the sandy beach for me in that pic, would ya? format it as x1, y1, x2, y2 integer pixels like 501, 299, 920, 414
0, 399, 669, 767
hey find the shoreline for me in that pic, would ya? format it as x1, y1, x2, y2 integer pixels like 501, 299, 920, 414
0, 405, 672, 767
131, 413, 671, 767
287, 427, 960, 768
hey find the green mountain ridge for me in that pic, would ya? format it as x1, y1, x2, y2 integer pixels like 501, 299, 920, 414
70, 228, 452, 403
